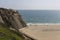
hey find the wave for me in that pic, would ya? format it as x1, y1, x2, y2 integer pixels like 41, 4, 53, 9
27, 23, 60, 25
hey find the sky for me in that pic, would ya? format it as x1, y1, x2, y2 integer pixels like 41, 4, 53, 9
0, 0, 60, 10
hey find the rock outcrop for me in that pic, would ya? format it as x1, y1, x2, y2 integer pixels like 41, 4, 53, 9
0, 8, 26, 30
0, 8, 35, 40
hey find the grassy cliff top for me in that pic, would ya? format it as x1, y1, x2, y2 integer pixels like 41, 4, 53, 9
0, 23, 23, 40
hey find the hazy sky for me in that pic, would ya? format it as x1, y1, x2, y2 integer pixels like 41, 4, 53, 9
0, 0, 60, 10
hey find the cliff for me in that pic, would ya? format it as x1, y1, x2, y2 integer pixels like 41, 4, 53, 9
0, 8, 26, 31
0, 8, 34, 40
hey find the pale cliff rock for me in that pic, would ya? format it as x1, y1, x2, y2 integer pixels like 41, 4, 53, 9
0, 8, 27, 30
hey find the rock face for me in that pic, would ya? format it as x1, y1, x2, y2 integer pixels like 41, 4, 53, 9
0, 8, 26, 30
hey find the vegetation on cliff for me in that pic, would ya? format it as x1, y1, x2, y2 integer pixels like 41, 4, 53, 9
0, 23, 23, 40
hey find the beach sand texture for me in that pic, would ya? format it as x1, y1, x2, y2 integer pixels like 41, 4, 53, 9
19, 25, 60, 40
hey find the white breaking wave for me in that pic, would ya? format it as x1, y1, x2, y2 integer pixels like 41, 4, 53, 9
27, 23, 60, 25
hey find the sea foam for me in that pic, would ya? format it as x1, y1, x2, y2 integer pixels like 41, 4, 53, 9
27, 23, 60, 25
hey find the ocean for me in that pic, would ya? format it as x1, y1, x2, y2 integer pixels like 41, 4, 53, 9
18, 10, 60, 25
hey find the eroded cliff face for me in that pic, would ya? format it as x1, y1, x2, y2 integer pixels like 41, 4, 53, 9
0, 8, 26, 30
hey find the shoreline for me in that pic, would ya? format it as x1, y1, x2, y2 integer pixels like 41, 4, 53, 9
27, 23, 60, 25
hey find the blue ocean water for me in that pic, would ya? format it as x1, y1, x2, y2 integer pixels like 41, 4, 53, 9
18, 10, 60, 23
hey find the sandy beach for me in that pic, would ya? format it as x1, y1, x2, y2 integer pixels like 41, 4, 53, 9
19, 24, 60, 40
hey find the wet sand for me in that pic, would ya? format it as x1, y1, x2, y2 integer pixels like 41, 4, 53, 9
19, 25, 60, 40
